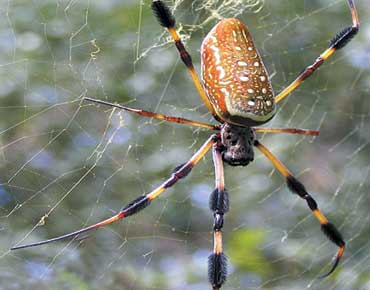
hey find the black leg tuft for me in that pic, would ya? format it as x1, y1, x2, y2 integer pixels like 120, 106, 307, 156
329, 26, 358, 50
151, 0, 175, 28
208, 253, 227, 288
321, 223, 345, 247
122, 195, 151, 217
172, 162, 186, 173
305, 195, 318, 211
286, 176, 307, 198
209, 189, 230, 213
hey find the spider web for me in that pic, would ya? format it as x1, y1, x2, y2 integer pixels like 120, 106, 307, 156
1, 0, 370, 289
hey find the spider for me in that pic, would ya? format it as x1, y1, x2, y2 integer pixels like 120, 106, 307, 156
11, 1, 359, 289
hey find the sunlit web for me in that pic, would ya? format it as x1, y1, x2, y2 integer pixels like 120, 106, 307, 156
1, 0, 370, 289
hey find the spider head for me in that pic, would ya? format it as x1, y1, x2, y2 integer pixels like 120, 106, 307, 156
220, 123, 255, 166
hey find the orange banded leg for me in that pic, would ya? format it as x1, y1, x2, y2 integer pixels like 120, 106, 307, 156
11, 135, 217, 251
208, 143, 228, 290
254, 127, 319, 136
84, 97, 218, 130
151, 0, 216, 116
254, 140, 345, 278
275, 0, 359, 103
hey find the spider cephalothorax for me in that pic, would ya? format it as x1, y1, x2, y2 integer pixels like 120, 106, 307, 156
220, 123, 255, 166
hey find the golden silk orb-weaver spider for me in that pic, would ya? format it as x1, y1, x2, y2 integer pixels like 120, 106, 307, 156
11, 0, 359, 288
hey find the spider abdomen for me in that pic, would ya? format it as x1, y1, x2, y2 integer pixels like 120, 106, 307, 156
201, 18, 275, 127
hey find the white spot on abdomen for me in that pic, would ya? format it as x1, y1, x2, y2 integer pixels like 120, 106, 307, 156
209, 36, 221, 65
216, 65, 226, 79
220, 88, 230, 98
219, 80, 231, 85
237, 61, 248, 66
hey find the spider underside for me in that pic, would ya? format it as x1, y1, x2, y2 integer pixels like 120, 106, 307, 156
220, 123, 255, 166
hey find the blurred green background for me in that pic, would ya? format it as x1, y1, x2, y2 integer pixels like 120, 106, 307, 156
1, 0, 370, 289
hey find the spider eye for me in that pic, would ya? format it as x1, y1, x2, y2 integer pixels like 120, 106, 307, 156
201, 18, 275, 127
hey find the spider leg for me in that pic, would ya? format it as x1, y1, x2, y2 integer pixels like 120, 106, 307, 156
151, 0, 217, 117
254, 127, 319, 136
11, 134, 217, 251
208, 142, 229, 290
84, 97, 218, 130
254, 140, 345, 278
275, 0, 359, 103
